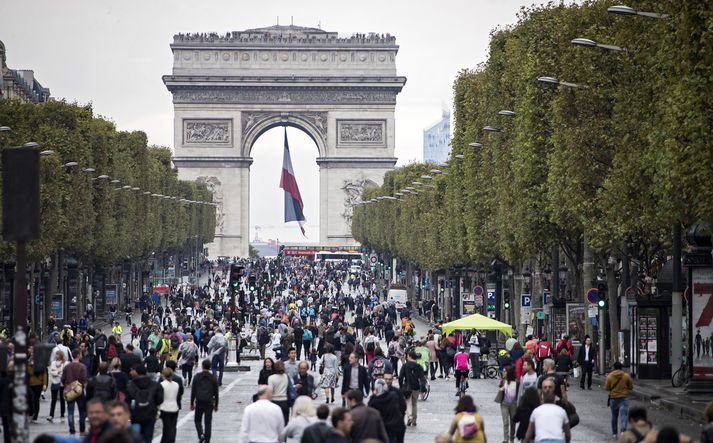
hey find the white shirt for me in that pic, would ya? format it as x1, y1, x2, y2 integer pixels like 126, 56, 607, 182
239, 399, 285, 443
530, 403, 568, 441
159, 380, 180, 413
50, 344, 72, 365
584, 345, 590, 362
520, 372, 538, 392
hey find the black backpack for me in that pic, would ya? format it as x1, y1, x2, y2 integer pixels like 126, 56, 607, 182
128, 381, 162, 421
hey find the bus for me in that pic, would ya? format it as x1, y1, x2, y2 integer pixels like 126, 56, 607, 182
314, 251, 363, 262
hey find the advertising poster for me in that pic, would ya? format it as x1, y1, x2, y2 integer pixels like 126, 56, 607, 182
105, 284, 118, 306
692, 268, 713, 379
51, 293, 64, 320
566, 303, 586, 345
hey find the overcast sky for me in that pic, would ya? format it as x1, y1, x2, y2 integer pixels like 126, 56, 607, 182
1, 0, 540, 242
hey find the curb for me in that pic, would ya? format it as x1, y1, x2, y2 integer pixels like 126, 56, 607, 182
592, 375, 705, 423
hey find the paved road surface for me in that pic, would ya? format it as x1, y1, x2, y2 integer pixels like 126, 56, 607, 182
23, 294, 705, 442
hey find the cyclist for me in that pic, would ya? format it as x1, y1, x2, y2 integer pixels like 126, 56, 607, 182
453, 345, 470, 396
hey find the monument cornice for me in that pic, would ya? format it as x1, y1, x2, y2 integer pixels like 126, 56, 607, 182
163, 75, 407, 87
166, 84, 404, 105
316, 157, 398, 168
172, 156, 253, 168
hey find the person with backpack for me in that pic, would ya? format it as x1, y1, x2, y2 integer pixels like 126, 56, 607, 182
398, 350, 426, 427
536, 337, 553, 375
178, 334, 199, 386
368, 379, 406, 443
207, 327, 228, 386
363, 329, 378, 364
126, 364, 164, 443
617, 406, 652, 443
555, 335, 574, 358
388, 335, 404, 375
86, 362, 117, 403
448, 395, 486, 443
367, 347, 392, 385
191, 359, 220, 443
302, 324, 314, 360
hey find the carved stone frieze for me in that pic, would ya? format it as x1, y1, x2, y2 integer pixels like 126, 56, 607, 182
183, 119, 232, 146
341, 178, 377, 226
196, 176, 225, 233
337, 120, 386, 147
172, 87, 398, 105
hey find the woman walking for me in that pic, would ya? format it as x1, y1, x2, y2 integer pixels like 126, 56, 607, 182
177, 335, 199, 386
27, 346, 47, 423
159, 367, 180, 443
267, 361, 290, 424
280, 396, 318, 443
258, 358, 275, 385
47, 351, 66, 423
318, 343, 339, 404
498, 365, 518, 443
448, 395, 486, 443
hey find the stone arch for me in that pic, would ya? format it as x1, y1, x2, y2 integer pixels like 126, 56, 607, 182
241, 111, 328, 158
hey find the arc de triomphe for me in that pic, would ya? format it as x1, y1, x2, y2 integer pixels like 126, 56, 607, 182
163, 25, 406, 258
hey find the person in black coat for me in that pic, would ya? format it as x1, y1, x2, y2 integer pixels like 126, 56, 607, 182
576, 335, 596, 390
341, 353, 369, 401
513, 386, 541, 441
368, 379, 406, 443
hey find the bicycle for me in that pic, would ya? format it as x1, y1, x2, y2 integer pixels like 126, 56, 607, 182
671, 356, 690, 388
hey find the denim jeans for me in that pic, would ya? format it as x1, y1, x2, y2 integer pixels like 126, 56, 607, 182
211, 354, 225, 385
610, 397, 628, 435
66, 394, 86, 434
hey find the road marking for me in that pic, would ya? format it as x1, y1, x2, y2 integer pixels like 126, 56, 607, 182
151, 372, 247, 443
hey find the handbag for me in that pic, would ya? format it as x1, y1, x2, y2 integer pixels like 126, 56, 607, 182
64, 380, 83, 402
493, 389, 504, 403
558, 399, 579, 428
287, 376, 297, 407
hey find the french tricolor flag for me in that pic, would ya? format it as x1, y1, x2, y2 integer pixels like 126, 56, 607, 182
279, 128, 307, 236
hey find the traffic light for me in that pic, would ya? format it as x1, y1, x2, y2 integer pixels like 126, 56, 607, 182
262, 271, 269, 283
248, 275, 257, 292
597, 282, 607, 308
229, 264, 244, 290
504, 291, 510, 309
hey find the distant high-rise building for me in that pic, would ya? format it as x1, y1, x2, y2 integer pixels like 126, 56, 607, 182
423, 110, 451, 164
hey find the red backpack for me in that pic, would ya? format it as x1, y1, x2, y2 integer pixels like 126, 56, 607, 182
537, 342, 552, 359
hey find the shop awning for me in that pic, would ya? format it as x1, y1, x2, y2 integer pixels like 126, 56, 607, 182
440, 313, 512, 337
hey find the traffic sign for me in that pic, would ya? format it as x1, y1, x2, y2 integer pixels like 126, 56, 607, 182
474, 294, 484, 307
586, 288, 599, 304
536, 311, 545, 320
521, 294, 531, 307
369, 254, 378, 265
473, 285, 484, 297
543, 290, 550, 305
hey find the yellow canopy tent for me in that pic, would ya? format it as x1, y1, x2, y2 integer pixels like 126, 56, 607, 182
440, 313, 512, 337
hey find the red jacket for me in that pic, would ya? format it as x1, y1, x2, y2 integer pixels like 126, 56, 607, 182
555, 339, 574, 357
536, 341, 552, 360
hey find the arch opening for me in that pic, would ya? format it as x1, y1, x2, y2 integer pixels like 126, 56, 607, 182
249, 126, 320, 248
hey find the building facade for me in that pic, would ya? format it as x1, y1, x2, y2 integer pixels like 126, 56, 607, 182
423, 110, 451, 164
0, 40, 51, 103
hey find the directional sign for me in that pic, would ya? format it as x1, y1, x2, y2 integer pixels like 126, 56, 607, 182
521, 294, 532, 307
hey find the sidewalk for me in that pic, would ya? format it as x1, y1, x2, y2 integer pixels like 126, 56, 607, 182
593, 374, 712, 423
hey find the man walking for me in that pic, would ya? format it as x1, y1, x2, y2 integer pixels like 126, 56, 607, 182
577, 335, 596, 390
398, 350, 425, 427
604, 361, 633, 438
345, 390, 389, 443
468, 331, 481, 379
524, 390, 571, 443
126, 365, 164, 443
239, 386, 284, 443
293, 361, 317, 399
62, 351, 88, 436
207, 327, 228, 386
341, 352, 369, 406
191, 359, 220, 443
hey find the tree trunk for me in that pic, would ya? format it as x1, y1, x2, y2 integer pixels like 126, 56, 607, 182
607, 258, 620, 367
582, 235, 595, 342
